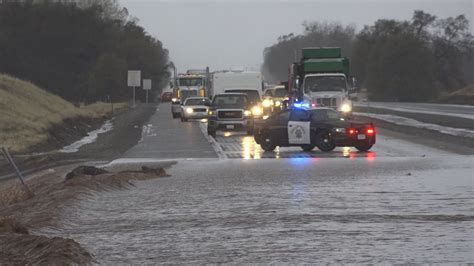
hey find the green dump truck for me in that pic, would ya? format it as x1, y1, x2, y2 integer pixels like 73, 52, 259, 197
288, 47, 354, 116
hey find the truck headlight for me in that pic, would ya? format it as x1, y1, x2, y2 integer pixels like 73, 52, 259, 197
274, 100, 281, 107
251, 106, 263, 116
186, 107, 193, 114
244, 110, 252, 116
341, 103, 352, 113
262, 99, 273, 108
208, 110, 214, 116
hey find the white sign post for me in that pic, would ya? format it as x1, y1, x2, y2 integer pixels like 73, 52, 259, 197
127, 70, 141, 107
143, 79, 152, 104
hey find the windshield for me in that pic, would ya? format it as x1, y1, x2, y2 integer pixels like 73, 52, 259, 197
225, 90, 260, 103
304, 76, 347, 92
212, 94, 248, 108
184, 98, 209, 106
178, 78, 203, 87
273, 88, 287, 97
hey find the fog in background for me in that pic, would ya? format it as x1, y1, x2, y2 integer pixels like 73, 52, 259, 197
121, 0, 473, 72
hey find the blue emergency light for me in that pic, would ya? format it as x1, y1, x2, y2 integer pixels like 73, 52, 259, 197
293, 102, 310, 109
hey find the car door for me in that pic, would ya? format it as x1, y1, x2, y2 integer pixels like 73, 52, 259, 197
288, 109, 311, 145
269, 110, 290, 144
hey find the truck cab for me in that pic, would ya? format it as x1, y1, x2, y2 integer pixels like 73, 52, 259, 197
207, 93, 255, 137
289, 47, 355, 117
171, 74, 208, 118
302, 73, 352, 115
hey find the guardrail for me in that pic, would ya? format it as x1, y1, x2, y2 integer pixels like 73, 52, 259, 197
1, 146, 34, 196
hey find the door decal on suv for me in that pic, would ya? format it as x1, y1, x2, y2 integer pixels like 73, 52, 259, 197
288, 121, 310, 144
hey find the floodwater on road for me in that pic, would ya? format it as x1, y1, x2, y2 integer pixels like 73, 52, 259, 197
37, 155, 474, 264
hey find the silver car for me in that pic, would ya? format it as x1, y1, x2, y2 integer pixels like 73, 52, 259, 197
180, 97, 211, 122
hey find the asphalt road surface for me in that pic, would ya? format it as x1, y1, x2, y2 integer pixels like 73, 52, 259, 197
40, 102, 474, 263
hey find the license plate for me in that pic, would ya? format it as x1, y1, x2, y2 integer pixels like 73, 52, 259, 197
357, 134, 366, 140
226, 125, 235, 129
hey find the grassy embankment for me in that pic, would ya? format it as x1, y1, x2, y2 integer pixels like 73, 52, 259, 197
437, 84, 474, 105
0, 74, 127, 153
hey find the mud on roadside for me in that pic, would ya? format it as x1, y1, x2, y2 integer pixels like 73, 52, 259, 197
0, 164, 168, 264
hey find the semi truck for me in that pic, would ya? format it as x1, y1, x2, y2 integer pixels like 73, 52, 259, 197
171, 68, 211, 118
288, 47, 355, 117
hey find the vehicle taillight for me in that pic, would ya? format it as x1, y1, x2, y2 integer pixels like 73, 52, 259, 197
348, 128, 357, 135
367, 128, 375, 135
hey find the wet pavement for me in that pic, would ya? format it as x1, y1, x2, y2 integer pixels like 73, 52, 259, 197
36, 103, 474, 263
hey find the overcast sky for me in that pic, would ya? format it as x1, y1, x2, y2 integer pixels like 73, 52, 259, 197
120, 0, 473, 72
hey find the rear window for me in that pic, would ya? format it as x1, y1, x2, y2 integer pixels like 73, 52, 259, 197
311, 109, 341, 121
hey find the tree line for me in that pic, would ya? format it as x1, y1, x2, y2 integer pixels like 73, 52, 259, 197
0, 0, 170, 103
262, 10, 474, 102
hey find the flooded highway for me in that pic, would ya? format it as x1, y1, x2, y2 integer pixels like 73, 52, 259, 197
38, 157, 474, 264
35, 105, 474, 263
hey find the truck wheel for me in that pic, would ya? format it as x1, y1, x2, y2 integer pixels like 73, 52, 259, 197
316, 130, 336, 152
355, 143, 373, 152
172, 113, 177, 119
301, 145, 315, 152
181, 117, 188, 122
260, 132, 276, 152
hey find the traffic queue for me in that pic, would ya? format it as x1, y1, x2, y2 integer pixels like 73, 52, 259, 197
169, 47, 376, 152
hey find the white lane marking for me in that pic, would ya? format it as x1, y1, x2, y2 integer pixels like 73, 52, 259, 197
354, 102, 474, 120
355, 112, 474, 138
198, 122, 227, 160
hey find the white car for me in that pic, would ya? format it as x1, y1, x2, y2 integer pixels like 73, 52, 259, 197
180, 97, 211, 122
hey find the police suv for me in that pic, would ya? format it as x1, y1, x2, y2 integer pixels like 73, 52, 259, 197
253, 105, 376, 152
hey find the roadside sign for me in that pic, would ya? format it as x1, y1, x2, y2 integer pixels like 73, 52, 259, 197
128, 70, 141, 87
143, 79, 152, 90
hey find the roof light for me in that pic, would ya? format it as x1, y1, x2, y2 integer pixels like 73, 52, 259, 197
294, 102, 310, 109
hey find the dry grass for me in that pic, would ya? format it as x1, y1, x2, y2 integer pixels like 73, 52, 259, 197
438, 84, 474, 105
0, 74, 127, 152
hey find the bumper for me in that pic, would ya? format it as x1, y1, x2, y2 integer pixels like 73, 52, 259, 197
333, 133, 376, 146
182, 112, 209, 119
208, 118, 254, 131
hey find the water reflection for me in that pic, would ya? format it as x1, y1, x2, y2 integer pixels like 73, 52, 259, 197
342, 147, 351, 157
242, 136, 262, 159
